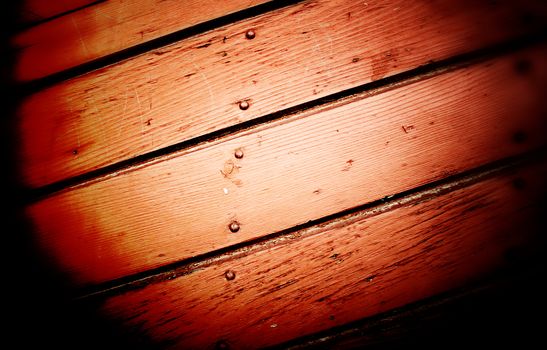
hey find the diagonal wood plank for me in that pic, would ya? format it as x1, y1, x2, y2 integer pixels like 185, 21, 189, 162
26, 46, 547, 287
18, 0, 547, 188
99, 159, 547, 349
13, 0, 273, 82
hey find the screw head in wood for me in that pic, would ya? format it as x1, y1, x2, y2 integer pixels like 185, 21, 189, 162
239, 100, 249, 110
229, 221, 240, 233
234, 149, 244, 159
245, 29, 256, 39
224, 270, 236, 281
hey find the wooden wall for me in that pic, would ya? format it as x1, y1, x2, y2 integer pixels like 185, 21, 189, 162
8, 0, 547, 348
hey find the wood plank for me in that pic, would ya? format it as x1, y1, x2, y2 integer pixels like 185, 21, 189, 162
26, 46, 547, 287
19, 0, 100, 24
284, 275, 547, 349
13, 0, 273, 82
18, 0, 547, 188
99, 159, 547, 349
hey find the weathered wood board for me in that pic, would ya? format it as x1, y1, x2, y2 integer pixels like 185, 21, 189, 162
99, 159, 547, 349
18, 0, 547, 188
26, 46, 547, 287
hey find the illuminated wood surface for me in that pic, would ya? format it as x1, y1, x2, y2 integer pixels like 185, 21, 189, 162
27, 46, 547, 287
100, 159, 547, 349
18, 0, 547, 188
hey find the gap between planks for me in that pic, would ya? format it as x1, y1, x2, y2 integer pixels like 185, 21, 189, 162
13, 0, 302, 86
24, 35, 547, 202
25, 45, 547, 287
74, 149, 547, 301
96, 152, 547, 348
17, 0, 547, 189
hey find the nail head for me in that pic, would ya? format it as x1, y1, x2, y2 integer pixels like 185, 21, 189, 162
513, 130, 527, 144
234, 149, 244, 159
245, 29, 256, 39
512, 177, 526, 190
216, 340, 230, 349
229, 221, 240, 233
225, 270, 236, 281
239, 100, 249, 110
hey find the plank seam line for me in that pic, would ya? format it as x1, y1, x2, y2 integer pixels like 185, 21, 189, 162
24, 33, 547, 203
73, 147, 547, 302
15, 0, 306, 91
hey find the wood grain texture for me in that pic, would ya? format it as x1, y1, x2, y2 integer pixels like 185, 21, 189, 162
18, 0, 99, 24
100, 160, 547, 349
18, 0, 547, 188
26, 47, 547, 287
13, 0, 272, 82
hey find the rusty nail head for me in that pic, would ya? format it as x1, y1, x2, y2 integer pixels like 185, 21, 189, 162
229, 221, 240, 233
234, 149, 244, 159
245, 29, 256, 39
225, 270, 236, 281
239, 100, 249, 110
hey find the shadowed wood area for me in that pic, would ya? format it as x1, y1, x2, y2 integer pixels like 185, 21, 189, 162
18, 0, 100, 25
280, 268, 547, 349
17, 0, 547, 188
98, 159, 547, 349
26, 46, 547, 287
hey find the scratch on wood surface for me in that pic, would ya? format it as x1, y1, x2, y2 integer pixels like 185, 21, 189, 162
147, 73, 154, 112
134, 88, 145, 134
70, 17, 90, 58
65, 100, 80, 155
94, 6, 115, 21
313, 23, 334, 80
118, 89, 129, 137
198, 70, 215, 111
183, 56, 215, 113
294, 16, 311, 74
74, 121, 81, 150
91, 102, 109, 155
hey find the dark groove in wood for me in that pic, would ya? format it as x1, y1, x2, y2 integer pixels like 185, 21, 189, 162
73, 147, 547, 301
23, 33, 547, 203
15, 0, 305, 92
